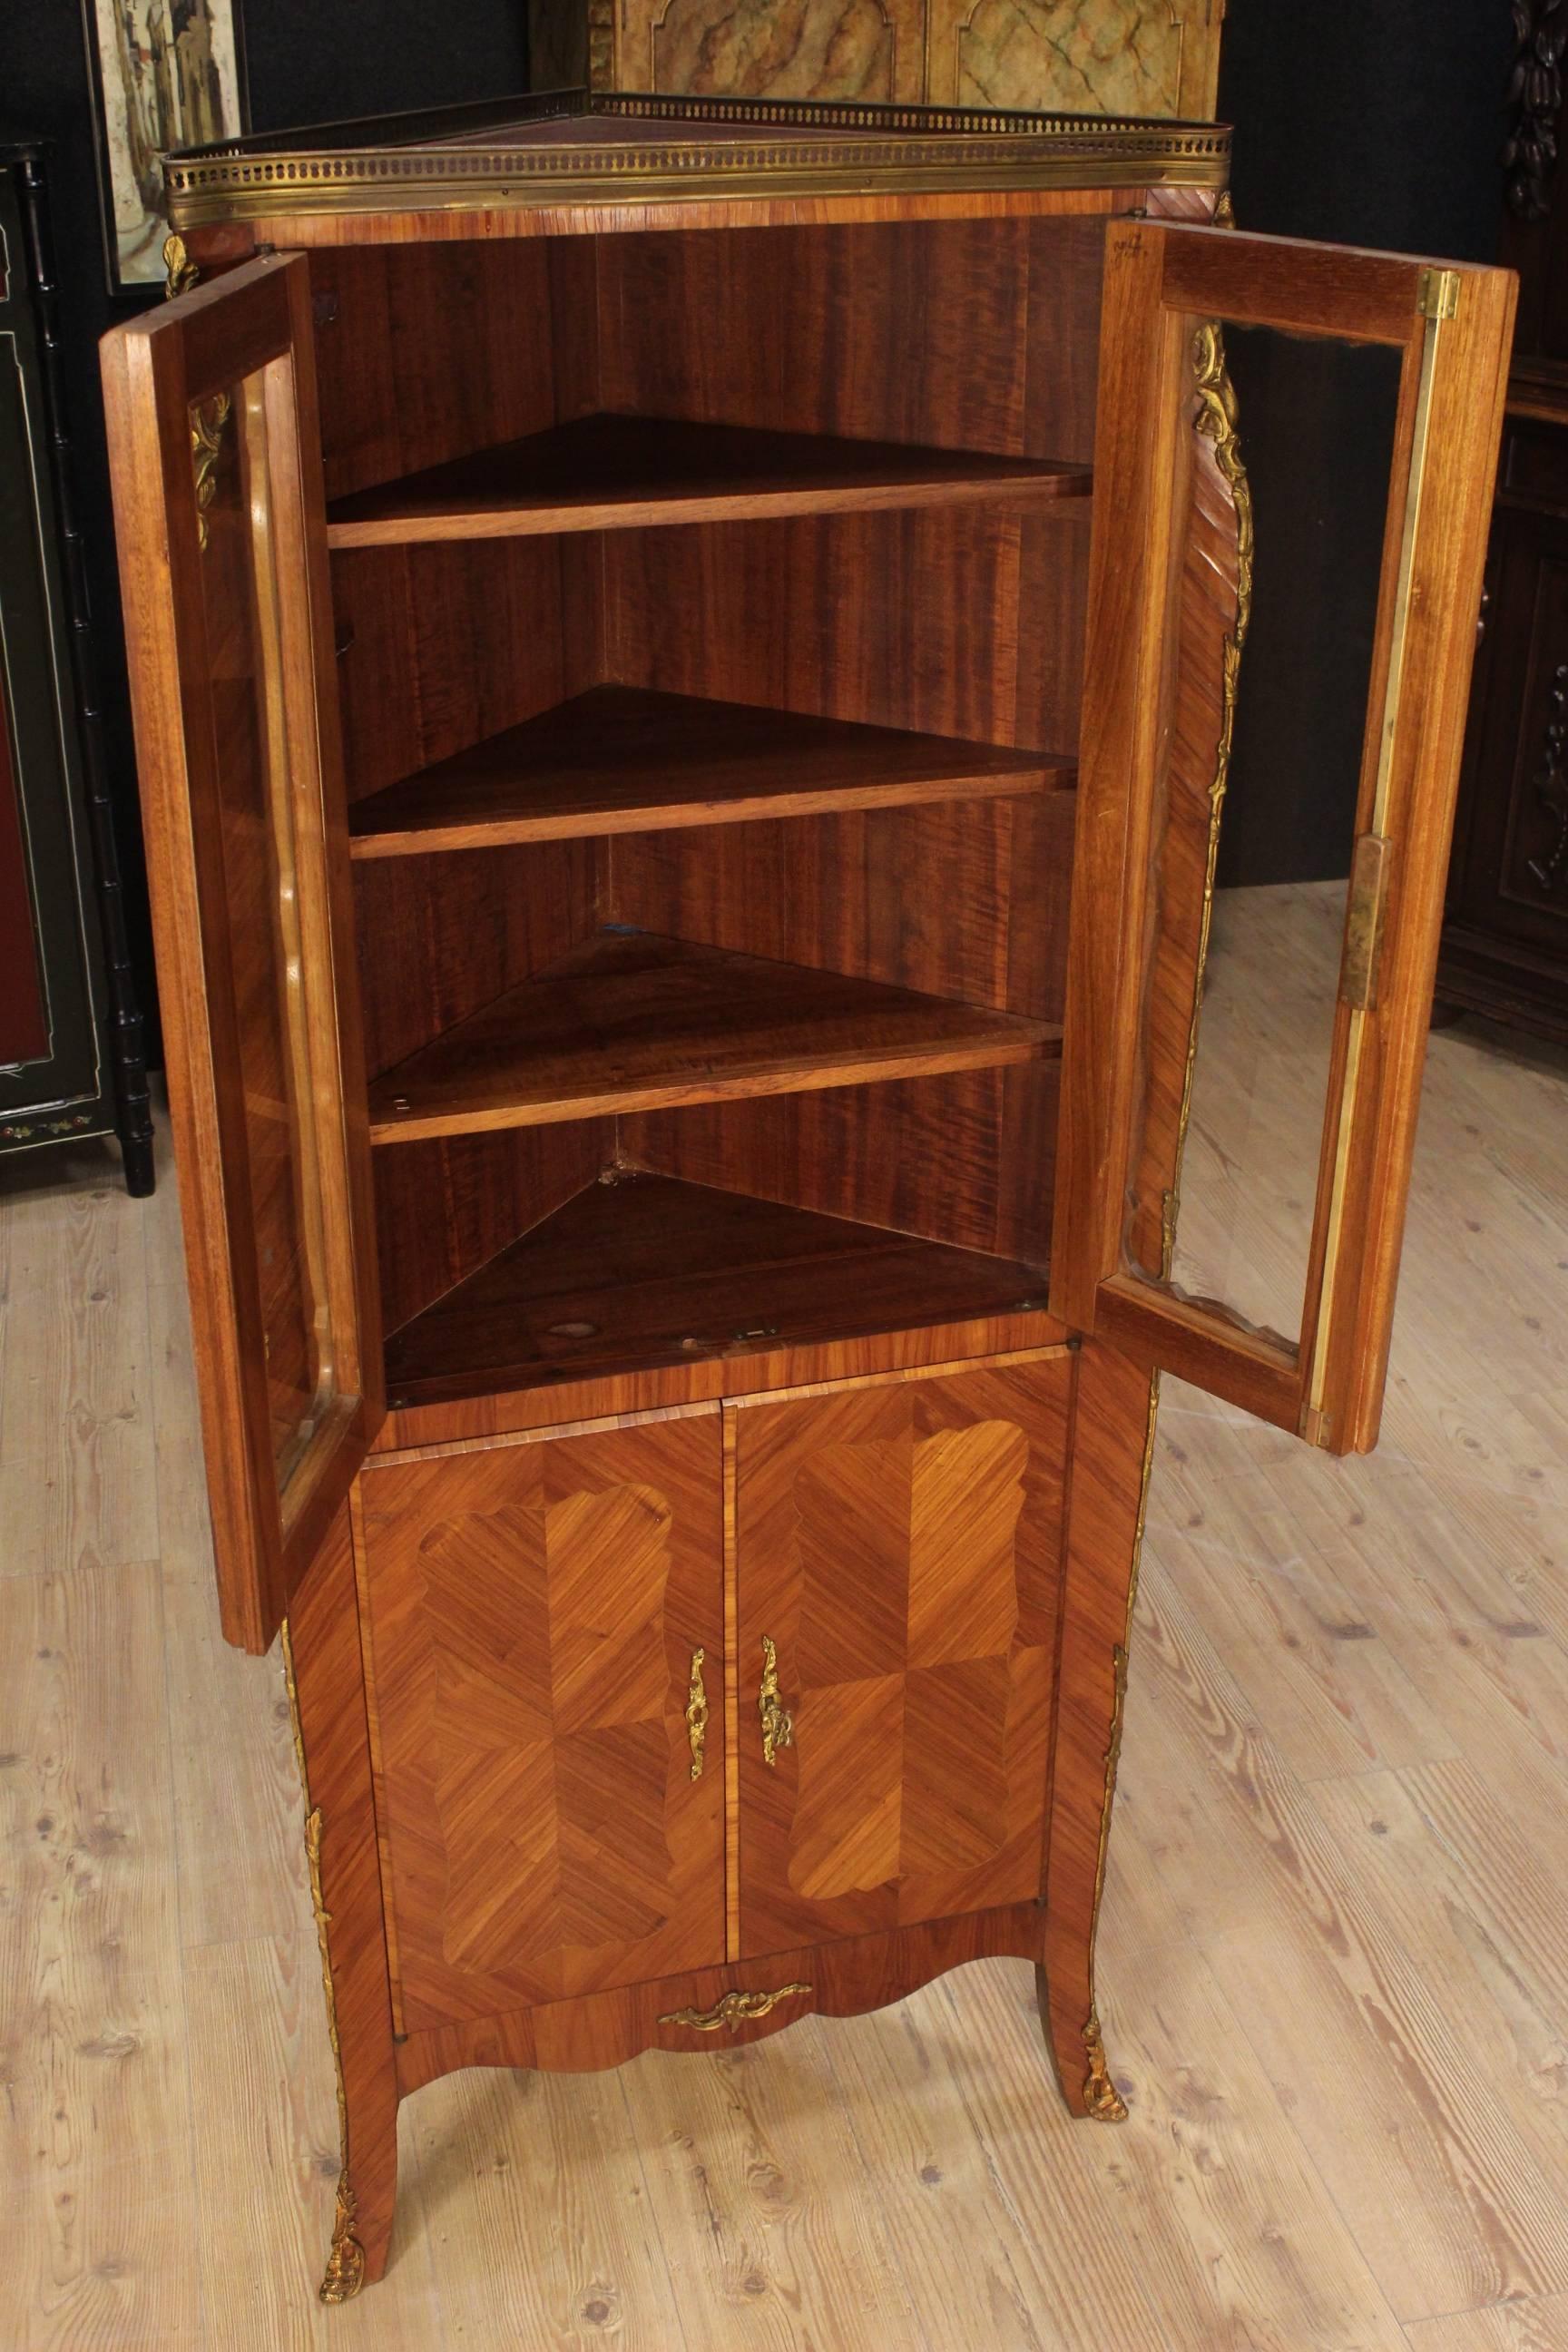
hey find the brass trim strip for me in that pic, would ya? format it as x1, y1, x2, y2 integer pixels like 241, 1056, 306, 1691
167, 149, 1232, 229
685, 1645, 709, 1780
162, 95, 1230, 229
1160, 319, 1255, 1279
1303, 279, 1455, 1437
758, 1635, 793, 1768
722, 1409, 742, 1964
1078, 1367, 1161, 2123
658, 1982, 813, 2034
281, 1619, 368, 2304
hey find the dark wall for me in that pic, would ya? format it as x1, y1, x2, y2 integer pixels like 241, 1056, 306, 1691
0, 7, 529, 1053
1213, 0, 1513, 887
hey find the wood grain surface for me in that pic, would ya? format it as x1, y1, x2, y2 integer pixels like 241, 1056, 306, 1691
382, 1170, 1052, 1411
729, 1359, 1071, 1955
325, 412, 1092, 549
347, 682, 1073, 858
366, 928, 1061, 1145
376, 1307, 1067, 1455
289, 1503, 401, 2288
100, 253, 382, 1657
357, 1413, 726, 2027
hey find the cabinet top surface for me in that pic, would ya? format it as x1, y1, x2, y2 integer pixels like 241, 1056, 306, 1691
162, 86, 1231, 230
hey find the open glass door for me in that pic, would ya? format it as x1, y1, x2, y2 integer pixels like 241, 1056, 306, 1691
102, 255, 380, 1650
1052, 220, 1514, 1454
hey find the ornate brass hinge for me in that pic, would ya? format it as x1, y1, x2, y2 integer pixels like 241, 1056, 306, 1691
1416, 266, 1461, 321
684, 1646, 709, 1780
1338, 833, 1391, 1011
758, 1635, 793, 1767
658, 1982, 812, 2034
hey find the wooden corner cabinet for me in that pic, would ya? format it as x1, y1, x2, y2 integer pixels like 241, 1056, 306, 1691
101, 92, 1514, 2300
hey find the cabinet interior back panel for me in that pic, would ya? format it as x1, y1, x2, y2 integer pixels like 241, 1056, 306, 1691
605, 796, 1073, 1015
333, 539, 573, 806
602, 508, 1028, 742
622, 1062, 1057, 1264
353, 838, 603, 1079
594, 220, 1031, 449
373, 1122, 612, 1340
309, 239, 599, 501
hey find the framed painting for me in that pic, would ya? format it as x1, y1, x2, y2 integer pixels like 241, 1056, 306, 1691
82, 0, 249, 291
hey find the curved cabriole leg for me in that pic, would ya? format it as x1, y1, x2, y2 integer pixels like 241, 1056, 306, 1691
1037, 1342, 1158, 2125
284, 1503, 402, 2297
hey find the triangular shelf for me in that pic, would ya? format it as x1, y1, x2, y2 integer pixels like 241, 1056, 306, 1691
384, 1171, 1050, 1408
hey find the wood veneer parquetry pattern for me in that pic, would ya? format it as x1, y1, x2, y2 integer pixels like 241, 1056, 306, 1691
731, 1357, 1072, 1955
357, 1412, 726, 2029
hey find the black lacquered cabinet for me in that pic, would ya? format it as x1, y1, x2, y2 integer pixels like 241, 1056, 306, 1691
0, 145, 152, 1192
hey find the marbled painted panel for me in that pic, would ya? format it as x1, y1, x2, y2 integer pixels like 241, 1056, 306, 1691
956, 0, 1182, 113
633, 0, 923, 101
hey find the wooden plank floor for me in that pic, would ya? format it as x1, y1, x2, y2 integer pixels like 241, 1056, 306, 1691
5, 880, 1568, 2349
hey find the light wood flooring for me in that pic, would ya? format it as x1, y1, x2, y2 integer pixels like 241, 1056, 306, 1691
4, 881, 1568, 2350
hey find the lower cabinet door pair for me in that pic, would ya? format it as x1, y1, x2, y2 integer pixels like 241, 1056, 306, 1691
357, 1357, 1073, 2037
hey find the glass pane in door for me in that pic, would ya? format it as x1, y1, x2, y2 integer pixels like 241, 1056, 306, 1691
194, 371, 336, 1487
1124, 322, 1403, 1349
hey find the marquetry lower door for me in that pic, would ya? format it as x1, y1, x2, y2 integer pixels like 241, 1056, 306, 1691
355, 1412, 725, 2034
728, 1357, 1073, 1959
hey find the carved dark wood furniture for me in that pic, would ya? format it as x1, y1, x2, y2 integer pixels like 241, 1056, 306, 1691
0, 147, 153, 1193
1439, 5, 1568, 1041
99, 91, 1512, 2298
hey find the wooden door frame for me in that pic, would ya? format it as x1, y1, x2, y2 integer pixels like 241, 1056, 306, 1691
1053, 220, 1514, 1454
102, 254, 382, 1651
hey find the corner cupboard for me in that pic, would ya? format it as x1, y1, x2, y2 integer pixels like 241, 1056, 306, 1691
101, 91, 1514, 2299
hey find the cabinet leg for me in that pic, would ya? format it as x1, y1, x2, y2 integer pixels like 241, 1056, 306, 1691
304, 1800, 399, 2298
284, 1503, 402, 2297
1038, 1342, 1158, 2125
118, 1120, 157, 1199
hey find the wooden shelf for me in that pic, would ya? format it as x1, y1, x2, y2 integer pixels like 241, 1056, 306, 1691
384, 1171, 1051, 1408
368, 928, 1059, 1145
348, 685, 1075, 858
325, 413, 1093, 548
